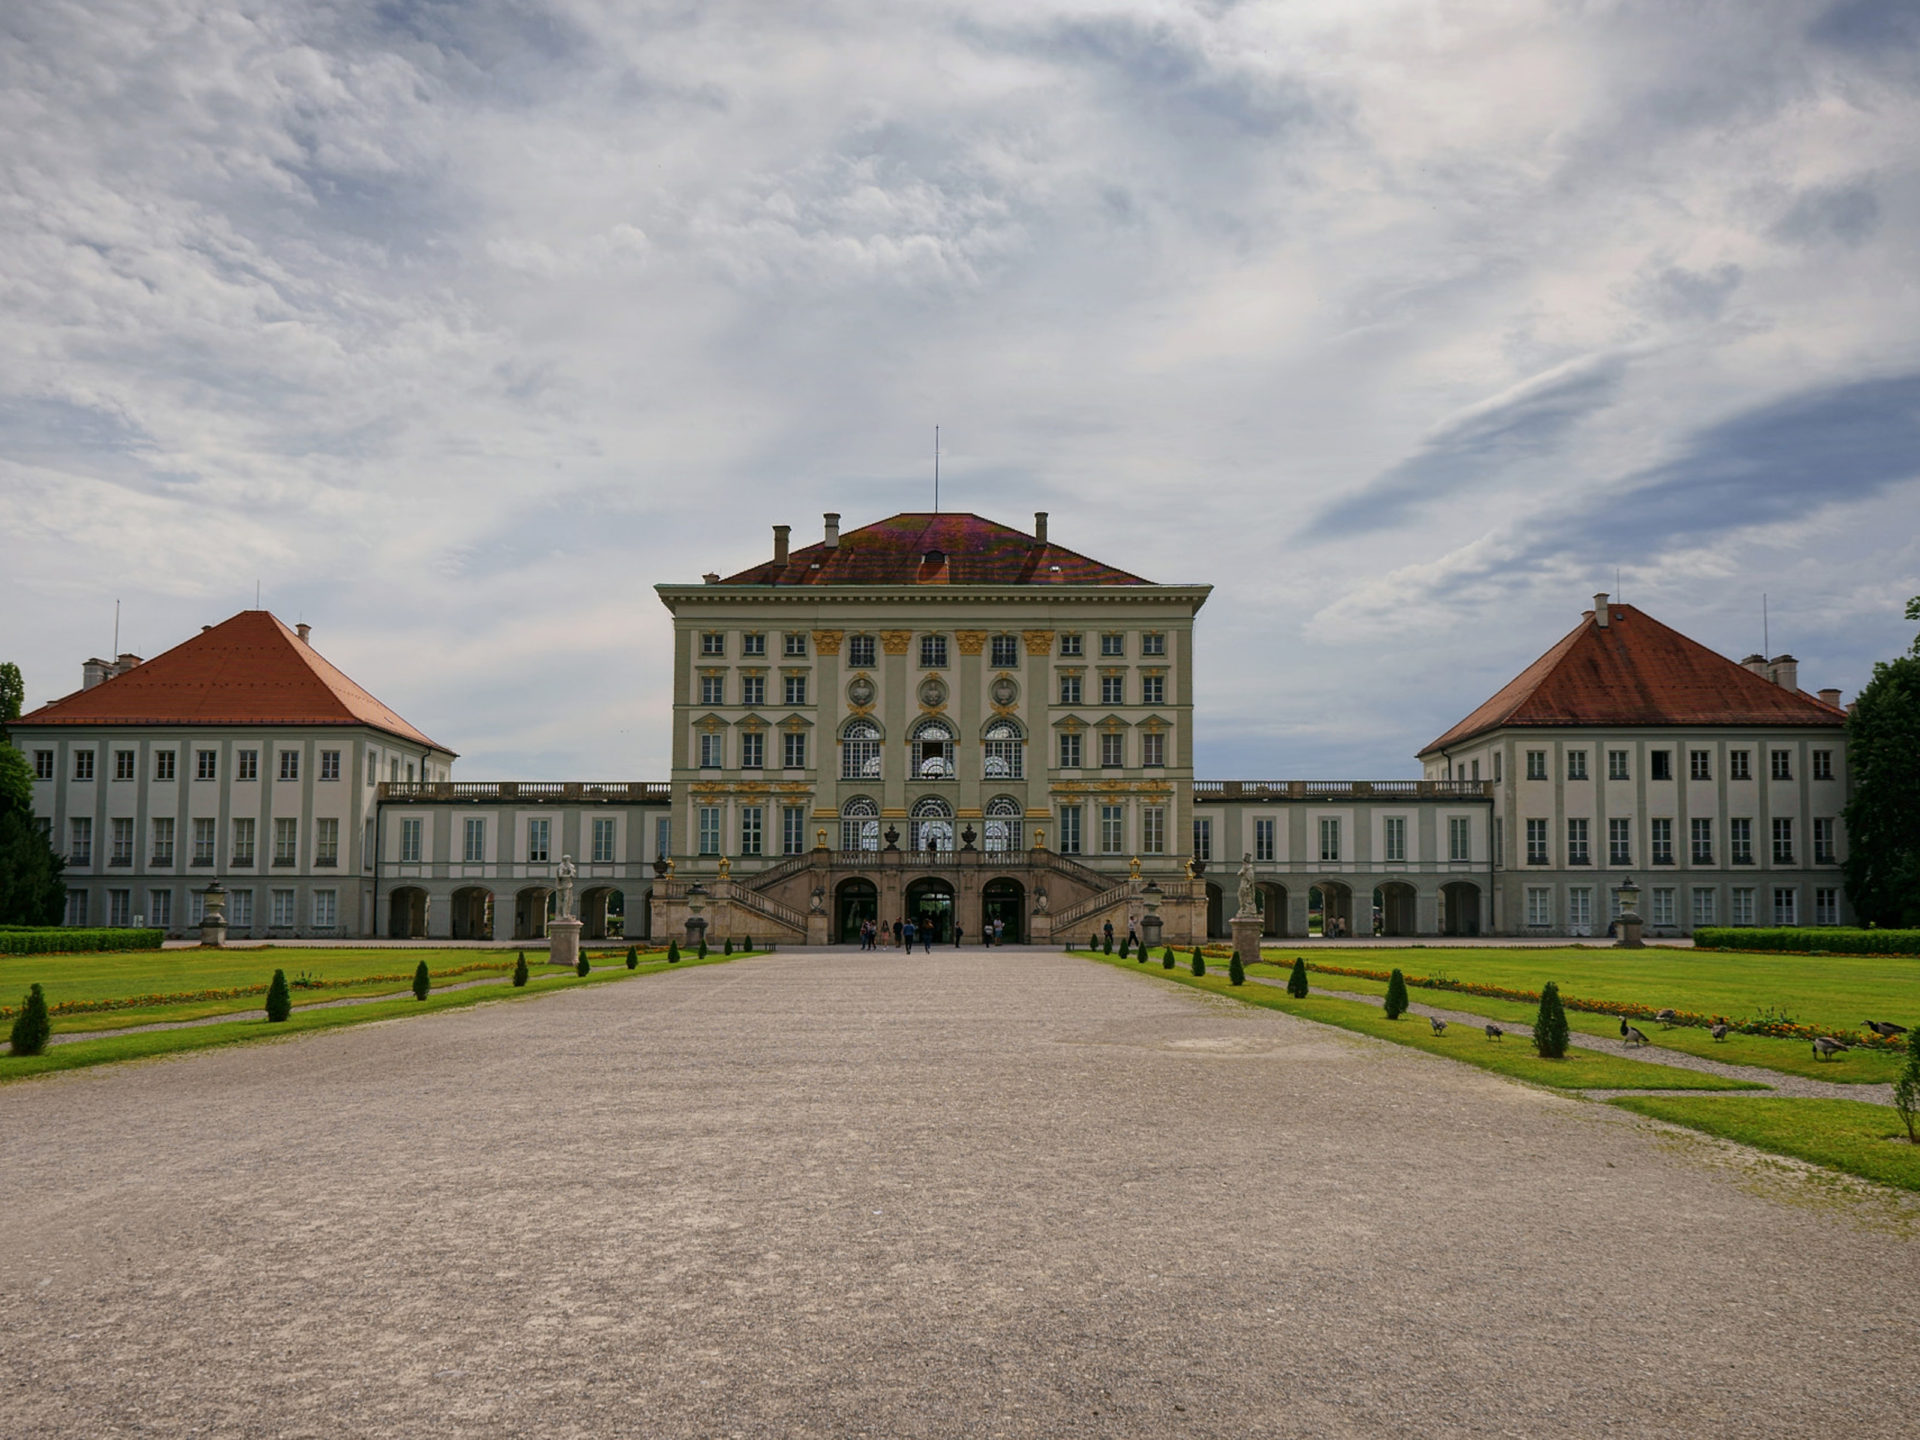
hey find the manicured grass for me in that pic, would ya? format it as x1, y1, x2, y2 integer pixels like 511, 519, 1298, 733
1256, 966, 1904, 1084
0, 952, 737, 1083
1610, 1096, 1920, 1192
1077, 953, 1760, 1092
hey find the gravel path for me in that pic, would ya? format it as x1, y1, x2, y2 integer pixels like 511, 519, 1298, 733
3, 948, 1915, 1438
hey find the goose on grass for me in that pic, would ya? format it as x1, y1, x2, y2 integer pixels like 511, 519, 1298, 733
1709, 1022, 1730, 1042
1812, 1036, 1849, 1061
1483, 1023, 1503, 1042
1865, 1021, 1909, 1039
1428, 1016, 1448, 1035
1620, 1019, 1651, 1047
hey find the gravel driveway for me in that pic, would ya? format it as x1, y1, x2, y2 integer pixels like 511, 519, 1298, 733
4, 947, 1915, 1437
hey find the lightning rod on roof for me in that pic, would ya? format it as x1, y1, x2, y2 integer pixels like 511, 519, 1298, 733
113, 599, 119, 658
1763, 592, 1769, 657
934, 425, 940, 514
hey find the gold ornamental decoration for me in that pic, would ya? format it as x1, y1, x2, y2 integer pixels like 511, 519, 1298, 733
955, 630, 987, 655
881, 630, 913, 655
1022, 630, 1055, 655
812, 630, 844, 655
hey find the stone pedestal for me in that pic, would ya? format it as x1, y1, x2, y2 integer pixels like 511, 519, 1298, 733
1230, 914, 1263, 971
1613, 913, 1645, 949
549, 916, 583, 968
1140, 914, 1163, 952
198, 920, 227, 949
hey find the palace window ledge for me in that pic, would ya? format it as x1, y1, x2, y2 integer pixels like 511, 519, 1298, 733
109, 856, 132, 867
315, 857, 338, 867
192, 856, 215, 867
1651, 855, 1675, 865
231, 856, 255, 867
148, 855, 175, 867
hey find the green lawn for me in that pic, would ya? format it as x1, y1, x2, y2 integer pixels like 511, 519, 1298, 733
1255, 966, 1904, 1084
1610, 1096, 1920, 1192
1078, 953, 1760, 1092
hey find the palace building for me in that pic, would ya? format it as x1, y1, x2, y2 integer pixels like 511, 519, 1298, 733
11, 511, 1853, 943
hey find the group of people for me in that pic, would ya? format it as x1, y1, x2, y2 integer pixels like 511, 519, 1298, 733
856, 915, 1014, 950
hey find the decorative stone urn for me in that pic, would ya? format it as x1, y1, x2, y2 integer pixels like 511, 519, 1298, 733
1612, 876, 1645, 949
1140, 880, 1164, 950
684, 880, 710, 949
197, 879, 229, 948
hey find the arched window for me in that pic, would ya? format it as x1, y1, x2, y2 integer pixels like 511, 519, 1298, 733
840, 796, 880, 853
983, 795, 1024, 853
841, 719, 881, 780
911, 718, 955, 779
983, 718, 1024, 779
909, 796, 954, 853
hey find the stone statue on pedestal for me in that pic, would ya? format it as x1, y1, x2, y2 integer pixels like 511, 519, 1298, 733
1236, 852, 1258, 918
556, 854, 577, 919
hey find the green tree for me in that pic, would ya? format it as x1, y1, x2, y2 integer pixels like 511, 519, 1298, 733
10, 982, 51, 1055
412, 960, 431, 1001
576, 951, 590, 977
0, 661, 23, 729
1287, 957, 1309, 998
1384, 968, 1409, 1020
265, 969, 292, 1023
1161, 947, 1175, 969
1893, 1035, 1920, 1144
625, 945, 638, 970
1228, 951, 1245, 986
0, 738, 65, 925
1533, 980, 1570, 1058
513, 953, 530, 987
1844, 598, 1920, 927
1190, 948, 1205, 977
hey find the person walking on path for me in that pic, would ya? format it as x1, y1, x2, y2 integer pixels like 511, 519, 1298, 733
923, 921, 935, 954
993, 917, 1005, 946
954, 921, 964, 948
892, 918, 903, 949
903, 919, 917, 953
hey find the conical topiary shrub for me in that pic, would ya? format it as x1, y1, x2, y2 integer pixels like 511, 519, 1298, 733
1118, 935, 1130, 959
1533, 980, 1570, 1058
1229, 951, 1246, 986
1286, 957, 1309, 998
265, 968, 291, 1023
513, 953, 530, 987
626, 945, 637, 970
10, 982, 51, 1056
1102, 933, 1113, 955
1089, 933, 1099, 952
412, 960, 431, 1001
667, 939, 680, 964
1383, 968, 1408, 1020
1162, 947, 1175, 969
1191, 948, 1205, 977
697, 939, 708, 959
724, 937, 733, 955
576, 951, 590, 978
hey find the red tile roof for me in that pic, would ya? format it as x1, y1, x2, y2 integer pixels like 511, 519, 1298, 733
1419, 603, 1845, 755
719, 513, 1147, 586
16, 611, 451, 752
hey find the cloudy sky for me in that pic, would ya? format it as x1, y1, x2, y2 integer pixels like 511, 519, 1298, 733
4, 0, 1918, 778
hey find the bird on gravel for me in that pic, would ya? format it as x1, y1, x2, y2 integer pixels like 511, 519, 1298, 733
1812, 1036, 1849, 1061
1709, 1022, 1730, 1042
1620, 1019, 1651, 1047
1483, 1023, 1503, 1042
1654, 1008, 1678, 1028
1429, 1016, 1448, 1035
1864, 1020, 1909, 1039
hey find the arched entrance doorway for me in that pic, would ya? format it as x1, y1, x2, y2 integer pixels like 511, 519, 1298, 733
905, 876, 955, 943
1376, 882, 1417, 937
388, 887, 427, 939
514, 886, 552, 940
836, 877, 878, 943
982, 877, 1024, 943
1441, 881, 1482, 936
1260, 883, 1288, 937
1309, 882, 1354, 937
1205, 882, 1226, 938
580, 887, 623, 939
450, 886, 493, 940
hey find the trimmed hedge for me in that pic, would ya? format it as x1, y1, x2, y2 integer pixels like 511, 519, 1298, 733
1694, 926, 1920, 957
0, 928, 165, 956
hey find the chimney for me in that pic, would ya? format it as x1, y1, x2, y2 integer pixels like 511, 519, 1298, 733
823, 512, 840, 549
82, 658, 110, 690
772, 525, 790, 566
1034, 511, 1049, 545
1740, 653, 1768, 677
295, 623, 311, 645
113, 653, 141, 677
1818, 687, 1842, 708
1767, 654, 1798, 692
702, 572, 720, 585
1592, 592, 1609, 628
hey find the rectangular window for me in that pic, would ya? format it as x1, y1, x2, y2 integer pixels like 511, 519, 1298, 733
739, 731, 764, 770
1609, 817, 1631, 865
1383, 815, 1407, 863
1772, 817, 1794, 864
739, 806, 763, 857
1059, 633, 1083, 657
1059, 732, 1082, 769
698, 732, 722, 769
319, 751, 340, 782
842, 728, 879, 779
190, 749, 215, 781
920, 634, 948, 668
271, 889, 295, 928
783, 731, 807, 769
1731, 817, 1753, 864
152, 751, 175, 781
1526, 818, 1549, 865
399, 817, 422, 864
64, 748, 95, 782
1566, 750, 1588, 781
1097, 632, 1123, 658
1650, 817, 1673, 865
1141, 674, 1165, 705
784, 675, 807, 706
1318, 817, 1341, 863
700, 675, 724, 705
1729, 749, 1751, 780
109, 889, 131, 927
990, 634, 1019, 668
1812, 749, 1833, 781
1493, 817, 1503, 867
1192, 817, 1212, 862
223, 888, 249, 928
1731, 887, 1755, 925
236, 749, 257, 781
1650, 750, 1672, 781
151, 817, 175, 865
1814, 816, 1836, 864
1059, 674, 1083, 706
1689, 750, 1711, 781
1449, 816, 1471, 863
1100, 731, 1124, 768
1608, 750, 1629, 781
232, 818, 255, 866
65, 890, 88, 925
1568, 887, 1592, 935
1773, 887, 1797, 925
783, 632, 808, 658
528, 818, 551, 864
278, 750, 299, 781
193, 817, 216, 865
464, 817, 486, 863
1471, 759, 1481, 781
1526, 887, 1552, 927
1142, 806, 1166, 855
1058, 805, 1083, 855
783, 806, 806, 856
743, 632, 766, 657
698, 807, 721, 857
847, 634, 874, 667
741, 675, 765, 707
1692, 887, 1717, 928
701, 631, 725, 656
1100, 804, 1125, 855
1141, 632, 1165, 656
313, 890, 337, 929
655, 816, 671, 861
1493, 751, 1503, 783
1526, 750, 1547, 781
1690, 818, 1713, 863
592, 817, 615, 864
32, 749, 53, 780
1141, 731, 1165, 768
1255, 817, 1276, 863
1771, 749, 1792, 780
111, 817, 133, 865
1651, 887, 1675, 926
1566, 818, 1589, 866
1815, 887, 1839, 925
113, 749, 134, 780
1100, 674, 1124, 705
